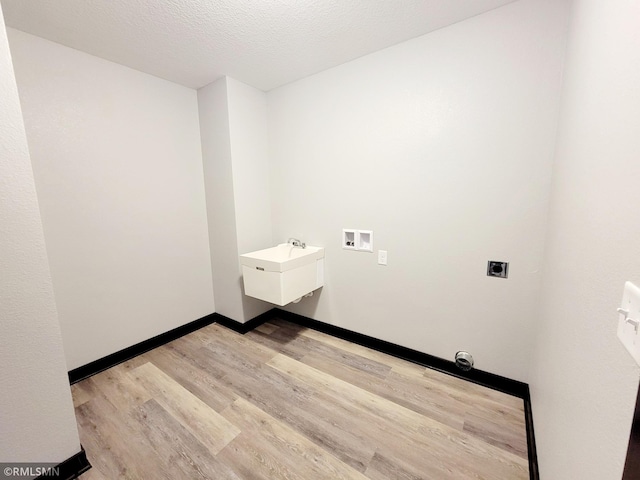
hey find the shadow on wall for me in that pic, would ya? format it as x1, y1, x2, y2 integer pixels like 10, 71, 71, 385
238, 276, 276, 321
283, 286, 323, 320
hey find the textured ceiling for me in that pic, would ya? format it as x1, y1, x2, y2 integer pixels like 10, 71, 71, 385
0, 0, 518, 91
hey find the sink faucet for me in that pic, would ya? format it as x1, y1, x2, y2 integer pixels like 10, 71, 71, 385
288, 237, 306, 249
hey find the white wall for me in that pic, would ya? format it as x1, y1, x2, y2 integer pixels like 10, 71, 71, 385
8, 29, 215, 370
0, 6, 80, 463
227, 78, 273, 258
198, 76, 272, 323
267, 0, 568, 381
227, 77, 273, 320
529, 0, 640, 478
199, 77, 244, 321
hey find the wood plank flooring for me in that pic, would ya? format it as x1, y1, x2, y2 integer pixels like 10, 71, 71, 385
73, 317, 529, 479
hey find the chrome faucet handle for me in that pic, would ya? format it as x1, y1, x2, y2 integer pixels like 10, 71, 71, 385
287, 238, 306, 248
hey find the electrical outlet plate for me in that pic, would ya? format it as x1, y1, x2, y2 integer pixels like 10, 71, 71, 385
617, 281, 640, 366
487, 261, 508, 278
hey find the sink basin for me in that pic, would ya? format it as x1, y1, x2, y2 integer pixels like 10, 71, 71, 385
240, 243, 324, 272
239, 243, 324, 306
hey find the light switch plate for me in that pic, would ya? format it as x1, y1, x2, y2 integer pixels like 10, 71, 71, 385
617, 281, 640, 366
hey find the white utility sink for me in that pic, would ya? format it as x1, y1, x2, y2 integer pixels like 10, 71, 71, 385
240, 243, 324, 306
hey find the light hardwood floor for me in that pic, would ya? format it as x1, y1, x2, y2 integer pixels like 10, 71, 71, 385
72, 318, 529, 479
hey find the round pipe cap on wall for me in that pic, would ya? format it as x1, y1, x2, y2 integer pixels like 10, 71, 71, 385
455, 351, 474, 371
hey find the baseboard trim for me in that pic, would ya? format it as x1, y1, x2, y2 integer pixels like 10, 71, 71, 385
68, 313, 217, 384
523, 387, 539, 480
212, 310, 274, 334
35, 446, 91, 480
